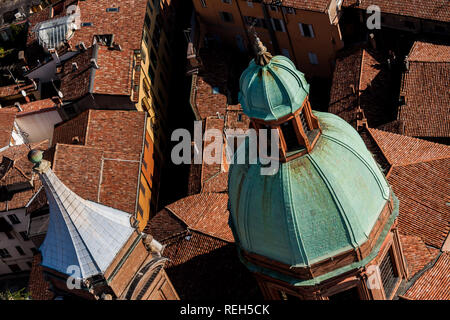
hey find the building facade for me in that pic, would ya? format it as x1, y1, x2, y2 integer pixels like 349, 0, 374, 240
192, 0, 344, 78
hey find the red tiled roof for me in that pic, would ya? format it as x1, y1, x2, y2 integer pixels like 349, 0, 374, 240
28, 254, 54, 300
329, 47, 394, 128
388, 158, 450, 249
51, 110, 146, 213
160, 230, 262, 300
264, 0, 330, 12
0, 109, 17, 149
399, 234, 440, 278
202, 171, 229, 193
345, 0, 450, 23
398, 42, 450, 138
0, 82, 35, 99
16, 99, 57, 117
404, 252, 450, 300
0, 141, 48, 212
369, 128, 450, 166
201, 117, 225, 185
165, 192, 233, 242
58, 44, 132, 101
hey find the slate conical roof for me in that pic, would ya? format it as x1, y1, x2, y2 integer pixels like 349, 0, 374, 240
32, 155, 135, 279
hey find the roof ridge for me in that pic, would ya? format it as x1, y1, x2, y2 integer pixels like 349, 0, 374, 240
391, 155, 450, 168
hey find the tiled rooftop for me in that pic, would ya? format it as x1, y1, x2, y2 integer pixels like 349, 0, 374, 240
28, 254, 55, 300
398, 41, 450, 138
403, 252, 450, 300
344, 0, 450, 23
160, 230, 262, 300
0, 108, 17, 149
329, 47, 395, 128
0, 141, 48, 212
15, 99, 58, 117
165, 192, 233, 243
50, 109, 146, 214
400, 234, 440, 278
58, 44, 133, 101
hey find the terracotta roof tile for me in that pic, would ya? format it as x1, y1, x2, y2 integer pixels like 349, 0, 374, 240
329, 47, 395, 128
165, 192, 233, 243
345, 0, 450, 23
16, 99, 57, 117
388, 158, 450, 249
369, 128, 450, 166
399, 234, 440, 278
202, 171, 229, 193
0, 109, 17, 149
404, 252, 450, 300
161, 230, 262, 300
398, 42, 450, 138
0, 141, 48, 212
28, 254, 54, 300
51, 109, 146, 214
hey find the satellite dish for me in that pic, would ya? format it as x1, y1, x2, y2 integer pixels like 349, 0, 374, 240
57, 90, 64, 99
21, 90, 27, 97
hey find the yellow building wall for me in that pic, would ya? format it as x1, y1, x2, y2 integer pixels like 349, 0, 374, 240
192, 0, 344, 78
134, 0, 173, 230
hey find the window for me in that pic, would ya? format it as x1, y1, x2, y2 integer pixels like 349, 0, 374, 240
19, 231, 29, 241
16, 246, 25, 256
95, 34, 114, 46
380, 248, 399, 299
8, 264, 21, 273
247, 1, 253, 7
271, 18, 285, 32
81, 22, 92, 27
299, 23, 315, 38
137, 203, 144, 218
0, 248, 11, 258
281, 121, 300, 152
139, 182, 146, 195
212, 87, 220, 94
281, 48, 290, 58
238, 113, 243, 122
148, 65, 155, 82
147, 1, 154, 13
200, 0, 207, 8
308, 52, 319, 65
7, 214, 20, 225
283, 7, 295, 15
106, 7, 120, 12
269, 5, 278, 12
150, 49, 158, 68
328, 287, 360, 300
144, 13, 151, 30
219, 11, 234, 23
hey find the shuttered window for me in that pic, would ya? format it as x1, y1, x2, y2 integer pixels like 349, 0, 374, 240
380, 248, 398, 299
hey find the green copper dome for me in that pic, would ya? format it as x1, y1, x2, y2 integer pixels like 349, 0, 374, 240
239, 55, 310, 121
228, 111, 394, 275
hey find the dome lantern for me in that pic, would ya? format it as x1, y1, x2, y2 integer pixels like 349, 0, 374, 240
239, 42, 321, 161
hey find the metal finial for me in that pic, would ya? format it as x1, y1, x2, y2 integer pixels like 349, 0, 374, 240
254, 37, 273, 66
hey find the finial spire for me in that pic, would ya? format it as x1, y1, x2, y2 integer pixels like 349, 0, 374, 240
254, 37, 273, 66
